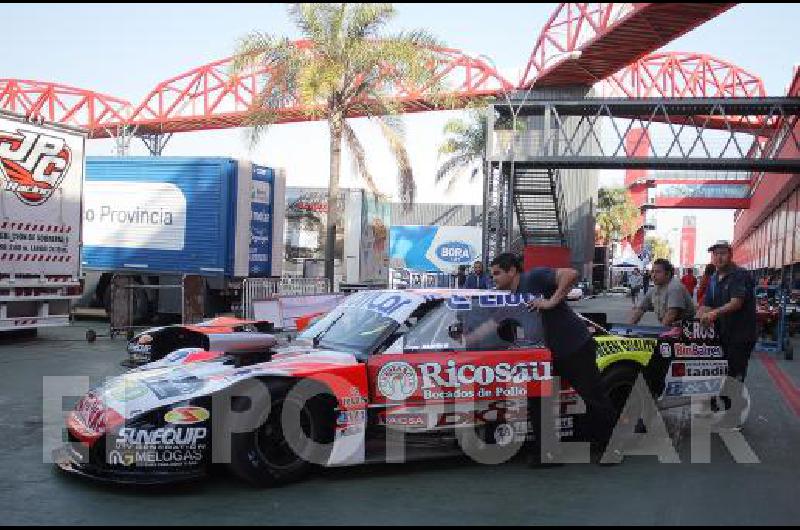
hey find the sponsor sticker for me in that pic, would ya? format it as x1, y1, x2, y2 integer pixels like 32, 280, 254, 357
659, 343, 673, 358
383, 413, 427, 428
143, 376, 205, 400
670, 360, 728, 378
105, 381, 149, 403
376, 359, 553, 402
377, 362, 419, 401
682, 321, 717, 341
664, 378, 723, 397
595, 337, 657, 357
673, 343, 724, 358
109, 426, 208, 469
445, 293, 540, 312
165, 406, 210, 425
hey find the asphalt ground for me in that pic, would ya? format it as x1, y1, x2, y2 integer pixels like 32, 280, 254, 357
1, 295, 799, 525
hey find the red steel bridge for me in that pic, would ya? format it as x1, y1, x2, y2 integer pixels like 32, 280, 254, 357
1, 2, 797, 214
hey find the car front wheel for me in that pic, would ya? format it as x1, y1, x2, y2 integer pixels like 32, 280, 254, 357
228, 383, 335, 487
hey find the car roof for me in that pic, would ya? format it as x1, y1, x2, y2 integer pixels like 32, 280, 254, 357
404, 288, 512, 297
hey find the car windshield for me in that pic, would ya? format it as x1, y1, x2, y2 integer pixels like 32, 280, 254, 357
297, 291, 425, 357
314, 308, 397, 356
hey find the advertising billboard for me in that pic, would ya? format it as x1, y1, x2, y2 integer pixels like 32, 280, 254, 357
389, 225, 482, 273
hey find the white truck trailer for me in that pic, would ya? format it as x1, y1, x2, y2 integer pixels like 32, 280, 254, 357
0, 110, 85, 332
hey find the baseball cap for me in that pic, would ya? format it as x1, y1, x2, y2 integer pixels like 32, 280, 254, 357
707, 240, 732, 252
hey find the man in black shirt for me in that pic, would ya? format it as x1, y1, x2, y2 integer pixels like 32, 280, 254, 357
490, 252, 620, 464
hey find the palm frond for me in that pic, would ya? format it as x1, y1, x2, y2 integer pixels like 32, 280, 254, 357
288, 3, 333, 43
376, 115, 415, 210
435, 153, 473, 185
342, 120, 382, 197
346, 3, 395, 40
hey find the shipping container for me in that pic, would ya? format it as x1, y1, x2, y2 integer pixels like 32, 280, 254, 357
79, 157, 285, 321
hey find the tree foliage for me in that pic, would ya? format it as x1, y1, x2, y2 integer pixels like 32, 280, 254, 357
596, 187, 641, 244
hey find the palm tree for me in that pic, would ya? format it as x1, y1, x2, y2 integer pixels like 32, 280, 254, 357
435, 110, 487, 191
232, 3, 445, 285
435, 109, 521, 191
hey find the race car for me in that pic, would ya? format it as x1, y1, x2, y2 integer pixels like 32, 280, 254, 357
55, 289, 732, 487
125, 317, 275, 366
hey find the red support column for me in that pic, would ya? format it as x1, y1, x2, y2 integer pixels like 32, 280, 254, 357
680, 216, 697, 268
625, 128, 651, 254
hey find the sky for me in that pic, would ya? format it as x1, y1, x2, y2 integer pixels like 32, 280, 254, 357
2, 3, 798, 259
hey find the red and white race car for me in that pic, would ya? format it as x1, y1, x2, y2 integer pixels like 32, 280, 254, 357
55, 289, 730, 486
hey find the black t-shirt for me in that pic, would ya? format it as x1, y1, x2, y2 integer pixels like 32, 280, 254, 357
706, 265, 757, 344
515, 268, 590, 359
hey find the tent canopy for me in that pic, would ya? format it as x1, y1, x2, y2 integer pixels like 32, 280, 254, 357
612, 241, 644, 269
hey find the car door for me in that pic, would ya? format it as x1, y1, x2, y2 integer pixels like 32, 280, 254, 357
366, 294, 553, 438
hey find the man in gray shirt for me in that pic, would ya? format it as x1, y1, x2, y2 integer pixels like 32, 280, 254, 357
629, 259, 695, 326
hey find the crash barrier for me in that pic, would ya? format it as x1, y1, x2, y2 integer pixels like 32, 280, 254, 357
241, 277, 330, 321
388, 268, 456, 289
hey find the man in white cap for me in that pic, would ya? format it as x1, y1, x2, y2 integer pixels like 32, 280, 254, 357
698, 240, 757, 428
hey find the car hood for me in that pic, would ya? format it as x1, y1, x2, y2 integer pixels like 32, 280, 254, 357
92, 347, 361, 421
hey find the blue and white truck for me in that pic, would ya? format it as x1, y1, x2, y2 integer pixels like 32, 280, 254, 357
79, 157, 285, 321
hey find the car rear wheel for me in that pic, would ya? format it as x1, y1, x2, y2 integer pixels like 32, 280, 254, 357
228, 384, 335, 487
601, 363, 649, 433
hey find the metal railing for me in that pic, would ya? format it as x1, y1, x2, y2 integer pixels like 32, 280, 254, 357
241, 277, 330, 320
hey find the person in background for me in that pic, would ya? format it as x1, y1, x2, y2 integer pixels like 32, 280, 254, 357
681, 268, 698, 298
465, 260, 492, 289
696, 263, 716, 306
629, 259, 695, 326
697, 241, 756, 430
628, 268, 643, 306
455, 265, 468, 288
642, 269, 651, 296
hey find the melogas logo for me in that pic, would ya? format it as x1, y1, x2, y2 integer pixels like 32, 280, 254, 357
435, 241, 475, 264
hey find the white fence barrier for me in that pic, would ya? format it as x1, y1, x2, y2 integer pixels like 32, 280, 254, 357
242, 277, 330, 320
388, 268, 456, 289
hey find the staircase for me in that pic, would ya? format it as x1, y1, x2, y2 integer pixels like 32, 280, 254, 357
512, 167, 567, 247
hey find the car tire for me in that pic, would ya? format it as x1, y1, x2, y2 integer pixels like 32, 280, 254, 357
601, 363, 649, 432
228, 382, 335, 487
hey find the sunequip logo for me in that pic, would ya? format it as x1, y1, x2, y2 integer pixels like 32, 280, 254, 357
0, 128, 72, 206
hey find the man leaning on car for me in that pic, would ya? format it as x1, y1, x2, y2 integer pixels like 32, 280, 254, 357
489, 252, 621, 465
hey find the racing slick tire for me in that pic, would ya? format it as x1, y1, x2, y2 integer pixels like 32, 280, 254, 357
228, 381, 336, 487
601, 363, 651, 434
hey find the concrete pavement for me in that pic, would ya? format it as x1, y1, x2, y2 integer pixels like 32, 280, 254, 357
0, 297, 798, 525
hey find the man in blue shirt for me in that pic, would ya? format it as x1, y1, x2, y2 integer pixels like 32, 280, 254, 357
490, 252, 620, 465
465, 260, 492, 289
